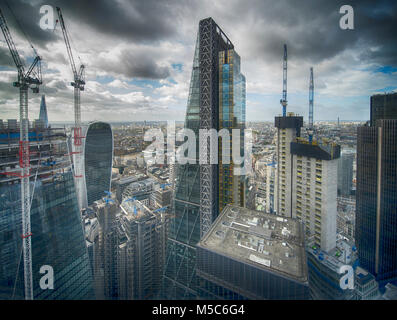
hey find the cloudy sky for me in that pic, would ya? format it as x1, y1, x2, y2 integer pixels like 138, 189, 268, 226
0, 0, 396, 123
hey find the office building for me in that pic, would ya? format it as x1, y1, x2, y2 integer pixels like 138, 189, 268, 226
39, 95, 49, 128
83, 121, 113, 207
121, 178, 159, 207
306, 238, 357, 300
290, 138, 340, 251
118, 199, 169, 299
370, 92, 397, 126
152, 184, 172, 208
90, 198, 120, 299
354, 267, 380, 300
196, 205, 309, 300
356, 94, 397, 287
337, 150, 354, 197
275, 113, 303, 217
0, 123, 94, 299
163, 17, 246, 299
113, 174, 147, 203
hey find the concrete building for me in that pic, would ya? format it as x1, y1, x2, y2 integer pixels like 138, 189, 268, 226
337, 149, 354, 197
354, 267, 380, 300
196, 205, 309, 300
275, 113, 303, 217
113, 174, 147, 203
152, 184, 172, 208
118, 199, 169, 299
290, 138, 340, 252
121, 178, 159, 207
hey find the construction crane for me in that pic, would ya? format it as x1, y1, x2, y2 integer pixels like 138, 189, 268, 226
56, 7, 85, 209
308, 67, 314, 143
280, 44, 287, 117
0, 7, 42, 300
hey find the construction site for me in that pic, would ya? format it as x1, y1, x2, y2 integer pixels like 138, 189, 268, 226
0, 5, 93, 300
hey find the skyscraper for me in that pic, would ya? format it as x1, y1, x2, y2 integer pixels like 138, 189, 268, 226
370, 92, 397, 126
275, 114, 303, 216
163, 17, 246, 299
38, 95, 48, 128
337, 150, 354, 197
83, 121, 113, 207
356, 93, 397, 287
290, 139, 340, 251
0, 123, 94, 299
196, 205, 309, 300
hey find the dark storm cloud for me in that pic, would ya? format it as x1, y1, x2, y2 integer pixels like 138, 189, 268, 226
1, 0, 187, 48
2, 0, 395, 68
99, 49, 170, 79
0, 46, 14, 67
237, 0, 397, 66
0, 0, 58, 48
0, 80, 18, 100
50, 0, 184, 42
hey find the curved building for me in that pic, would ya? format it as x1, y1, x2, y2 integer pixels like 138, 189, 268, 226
83, 121, 113, 207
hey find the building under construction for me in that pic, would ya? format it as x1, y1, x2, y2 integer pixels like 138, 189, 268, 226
0, 121, 94, 299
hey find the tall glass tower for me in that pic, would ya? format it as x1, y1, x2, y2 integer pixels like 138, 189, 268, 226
356, 93, 397, 287
0, 126, 94, 299
83, 121, 113, 207
163, 17, 246, 299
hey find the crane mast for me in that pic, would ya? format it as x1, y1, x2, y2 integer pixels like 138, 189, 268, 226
56, 7, 85, 209
0, 7, 42, 300
308, 67, 314, 143
280, 44, 287, 117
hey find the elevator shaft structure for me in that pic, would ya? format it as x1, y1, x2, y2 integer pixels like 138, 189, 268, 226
0, 7, 42, 300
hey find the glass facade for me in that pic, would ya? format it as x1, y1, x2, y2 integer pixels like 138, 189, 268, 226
0, 128, 94, 299
163, 31, 201, 299
370, 93, 397, 126
84, 121, 113, 206
356, 117, 397, 287
218, 49, 246, 212
163, 18, 245, 299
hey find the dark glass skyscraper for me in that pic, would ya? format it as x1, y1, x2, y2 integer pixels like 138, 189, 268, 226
83, 121, 113, 207
39, 95, 48, 128
0, 125, 94, 299
370, 92, 397, 126
356, 93, 397, 287
163, 18, 246, 299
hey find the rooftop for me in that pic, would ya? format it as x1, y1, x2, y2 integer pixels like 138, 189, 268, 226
198, 205, 308, 283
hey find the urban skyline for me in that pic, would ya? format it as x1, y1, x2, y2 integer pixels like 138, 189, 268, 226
1, 0, 397, 305
0, 0, 396, 123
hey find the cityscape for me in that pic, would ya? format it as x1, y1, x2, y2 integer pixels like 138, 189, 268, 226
0, 0, 397, 308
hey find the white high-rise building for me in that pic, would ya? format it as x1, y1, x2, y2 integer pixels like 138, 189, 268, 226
290, 138, 340, 251
275, 113, 340, 251
275, 113, 303, 217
